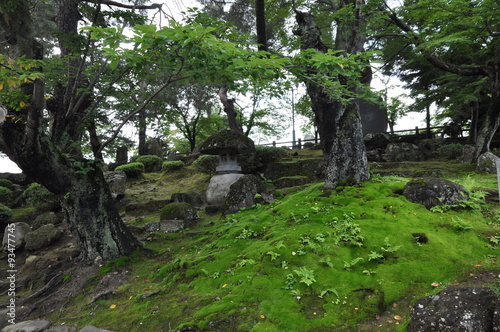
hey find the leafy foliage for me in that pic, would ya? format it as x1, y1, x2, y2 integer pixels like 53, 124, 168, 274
23, 183, 53, 206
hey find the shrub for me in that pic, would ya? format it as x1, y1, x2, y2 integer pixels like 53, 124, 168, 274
162, 160, 184, 172
0, 186, 12, 203
24, 183, 53, 206
0, 179, 13, 190
435, 143, 463, 160
115, 162, 145, 178
135, 155, 163, 172
255, 145, 288, 164
0, 203, 12, 222
193, 155, 219, 174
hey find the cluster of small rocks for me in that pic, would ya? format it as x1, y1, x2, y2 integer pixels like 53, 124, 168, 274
2, 213, 66, 253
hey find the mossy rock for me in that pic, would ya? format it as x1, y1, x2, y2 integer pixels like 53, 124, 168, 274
115, 162, 145, 178
160, 202, 197, 222
403, 177, 469, 209
199, 129, 255, 155
136, 155, 163, 172
162, 160, 184, 172
273, 176, 310, 189
221, 175, 264, 215
263, 158, 324, 181
239, 145, 289, 173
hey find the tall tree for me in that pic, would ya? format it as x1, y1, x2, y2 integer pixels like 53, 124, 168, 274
293, 2, 371, 189
379, 0, 500, 159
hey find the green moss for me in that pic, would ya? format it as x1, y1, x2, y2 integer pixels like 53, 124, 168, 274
0, 203, 12, 222
115, 162, 145, 178
192, 154, 218, 174
0, 179, 13, 189
45, 164, 500, 332
162, 160, 184, 172
0, 186, 12, 203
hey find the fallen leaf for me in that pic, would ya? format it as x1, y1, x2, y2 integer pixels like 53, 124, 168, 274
222, 284, 228, 288
109, 304, 117, 309
375, 315, 381, 320
392, 303, 398, 308
394, 315, 402, 321
260, 315, 265, 319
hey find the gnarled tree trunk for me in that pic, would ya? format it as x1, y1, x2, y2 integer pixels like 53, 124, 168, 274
0, 0, 140, 260
294, 9, 369, 189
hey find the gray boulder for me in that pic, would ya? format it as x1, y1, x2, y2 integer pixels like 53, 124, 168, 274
144, 138, 164, 158
385, 142, 425, 162
2, 320, 52, 332
206, 173, 244, 206
364, 132, 390, 150
475, 152, 499, 174
25, 224, 63, 251
221, 175, 264, 215
2, 222, 31, 251
103, 171, 127, 200
408, 286, 499, 332
157, 202, 197, 232
32, 211, 60, 230
403, 177, 469, 209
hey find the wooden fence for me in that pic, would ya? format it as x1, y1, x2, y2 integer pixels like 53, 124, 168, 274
261, 125, 470, 150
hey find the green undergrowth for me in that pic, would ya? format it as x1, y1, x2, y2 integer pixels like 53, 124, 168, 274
48, 173, 499, 331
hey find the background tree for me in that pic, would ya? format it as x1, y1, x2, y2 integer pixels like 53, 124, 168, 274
378, 0, 500, 159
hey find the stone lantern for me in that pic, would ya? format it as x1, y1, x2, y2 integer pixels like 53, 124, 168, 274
199, 129, 255, 206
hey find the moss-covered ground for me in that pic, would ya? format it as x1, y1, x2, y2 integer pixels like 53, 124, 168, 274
41, 161, 500, 331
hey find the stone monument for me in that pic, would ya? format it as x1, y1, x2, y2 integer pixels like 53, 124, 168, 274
200, 129, 255, 206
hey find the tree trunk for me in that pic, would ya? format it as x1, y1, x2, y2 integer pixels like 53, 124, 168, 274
218, 86, 243, 133
61, 169, 139, 260
473, 97, 500, 160
0, 0, 140, 260
294, 9, 369, 189
138, 110, 147, 155
255, 0, 268, 52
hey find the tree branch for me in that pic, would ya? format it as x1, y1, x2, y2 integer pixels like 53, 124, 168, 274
82, 0, 162, 10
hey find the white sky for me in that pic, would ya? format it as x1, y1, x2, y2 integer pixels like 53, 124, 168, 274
0, 0, 426, 173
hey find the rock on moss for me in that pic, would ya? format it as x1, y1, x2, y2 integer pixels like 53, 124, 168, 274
408, 286, 499, 332
32, 211, 61, 230
160, 202, 197, 222
221, 175, 264, 215
403, 177, 469, 209
475, 152, 498, 174
2, 222, 32, 250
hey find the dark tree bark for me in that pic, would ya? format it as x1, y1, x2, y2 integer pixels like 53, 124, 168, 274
255, 0, 268, 52
294, 9, 369, 189
0, 0, 140, 260
218, 86, 243, 133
